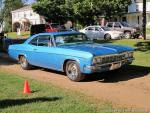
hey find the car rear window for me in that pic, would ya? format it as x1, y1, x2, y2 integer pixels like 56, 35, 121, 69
107, 23, 113, 27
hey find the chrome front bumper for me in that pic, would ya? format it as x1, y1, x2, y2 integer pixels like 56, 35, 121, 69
86, 58, 134, 73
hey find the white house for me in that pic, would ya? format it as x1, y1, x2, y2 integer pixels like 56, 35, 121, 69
124, 0, 150, 27
11, 5, 45, 31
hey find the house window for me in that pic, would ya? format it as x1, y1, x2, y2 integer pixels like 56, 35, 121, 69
136, 5, 139, 12
30, 12, 32, 16
137, 16, 140, 24
122, 17, 127, 22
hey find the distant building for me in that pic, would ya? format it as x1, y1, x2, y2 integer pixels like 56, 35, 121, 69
11, 5, 45, 31
118, 0, 150, 27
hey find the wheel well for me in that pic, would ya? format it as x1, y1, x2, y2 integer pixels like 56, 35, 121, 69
124, 30, 131, 33
63, 59, 75, 72
18, 55, 24, 60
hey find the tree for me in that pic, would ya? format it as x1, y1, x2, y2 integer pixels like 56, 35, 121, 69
0, 0, 4, 28
2, 0, 24, 32
32, 0, 131, 26
32, 0, 69, 23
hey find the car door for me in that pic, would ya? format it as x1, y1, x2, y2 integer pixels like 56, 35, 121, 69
94, 27, 105, 40
114, 22, 122, 31
84, 27, 95, 40
27, 35, 56, 69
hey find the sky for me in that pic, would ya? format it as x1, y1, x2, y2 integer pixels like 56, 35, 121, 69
25, 0, 35, 4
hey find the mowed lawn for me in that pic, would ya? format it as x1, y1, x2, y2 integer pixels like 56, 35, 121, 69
7, 31, 30, 38
0, 70, 114, 113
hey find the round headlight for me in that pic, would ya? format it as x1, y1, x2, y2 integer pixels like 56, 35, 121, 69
93, 57, 102, 65
124, 52, 129, 58
93, 58, 97, 64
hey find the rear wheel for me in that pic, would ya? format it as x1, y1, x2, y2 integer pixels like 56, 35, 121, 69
65, 61, 85, 82
104, 34, 111, 40
124, 31, 131, 39
19, 56, 32, 70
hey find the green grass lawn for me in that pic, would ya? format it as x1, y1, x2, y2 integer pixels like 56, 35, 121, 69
146, 28, 150, 34
0, 70, 115, 113
6, 31, 30, 39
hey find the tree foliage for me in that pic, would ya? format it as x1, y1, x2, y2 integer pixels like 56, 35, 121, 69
1, 0, 24, 32
32, 0, 131, 26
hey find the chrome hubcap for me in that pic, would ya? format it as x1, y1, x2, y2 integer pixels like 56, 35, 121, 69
67, 63, 78, 80
20, 57, 27, 67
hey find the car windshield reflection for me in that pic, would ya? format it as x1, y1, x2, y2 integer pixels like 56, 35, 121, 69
54, 34, 92, 46
101, 27, 111, 31
121, 22, 131, 27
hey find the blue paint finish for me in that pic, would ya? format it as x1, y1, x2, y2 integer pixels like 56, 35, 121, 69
9, 31, 134, 74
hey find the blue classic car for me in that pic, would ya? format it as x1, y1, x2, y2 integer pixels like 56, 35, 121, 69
9, 31, 134, 81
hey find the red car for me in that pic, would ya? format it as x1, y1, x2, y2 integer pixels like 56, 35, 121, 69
45, 23, 59, 32
30, 23, 60, 36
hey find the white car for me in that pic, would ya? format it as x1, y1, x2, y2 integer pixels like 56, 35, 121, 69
79, 26, 123, 40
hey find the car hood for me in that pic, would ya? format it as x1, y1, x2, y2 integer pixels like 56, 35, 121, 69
58, 43, 134, 56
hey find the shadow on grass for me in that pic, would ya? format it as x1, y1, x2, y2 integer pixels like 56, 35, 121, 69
0, 97, 61, 109
134, 41, 150, 52
83, 65, 150, 83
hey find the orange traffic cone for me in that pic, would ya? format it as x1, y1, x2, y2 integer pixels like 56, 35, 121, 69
23, 80, 31, 94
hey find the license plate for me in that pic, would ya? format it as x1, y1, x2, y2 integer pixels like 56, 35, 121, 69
110, 62, 121, 70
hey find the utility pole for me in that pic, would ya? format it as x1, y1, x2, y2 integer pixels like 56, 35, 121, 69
142, 0, 146, 40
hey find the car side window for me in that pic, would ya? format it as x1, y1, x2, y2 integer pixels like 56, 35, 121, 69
114, 23, 121, 28
95, 27, 100, 31
38, 35, 52, 47
30, 37, 38, 46
85, 27, 94, 31
107, 23, 113, 27
30, 35, 52, 47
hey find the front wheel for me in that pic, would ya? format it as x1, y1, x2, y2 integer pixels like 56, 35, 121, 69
19, 56, 32, 70
65, 61, 85, 82
104, 34, 111, 40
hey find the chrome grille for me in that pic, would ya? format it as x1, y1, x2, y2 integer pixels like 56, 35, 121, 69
101, 54, 126, 64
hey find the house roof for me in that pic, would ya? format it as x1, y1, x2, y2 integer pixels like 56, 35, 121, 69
11, 5, 32, 13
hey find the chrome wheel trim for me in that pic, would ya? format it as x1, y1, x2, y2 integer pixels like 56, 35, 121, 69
67, 62, 78, 80
20, 57, 27, 68
105, 34, 111, 40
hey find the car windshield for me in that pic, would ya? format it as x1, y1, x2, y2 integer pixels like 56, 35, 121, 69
101, 27, 111, 31
54, 33, 91, 46
121, 22, 131, 27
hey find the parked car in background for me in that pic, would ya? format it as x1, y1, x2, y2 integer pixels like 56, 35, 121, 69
79, 26, 123, 40
30, 23, 75, 36
9, 31, 134, 82
30, 23, 60, 36
106, 22, 141, 39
